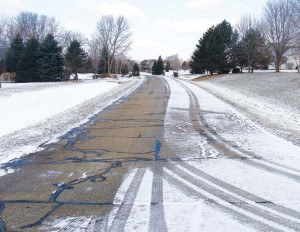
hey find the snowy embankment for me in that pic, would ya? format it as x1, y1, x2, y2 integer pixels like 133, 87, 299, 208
0, 74, 144, 166
191, 72, 300, 145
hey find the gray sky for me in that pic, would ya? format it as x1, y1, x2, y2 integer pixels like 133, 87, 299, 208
1, 0, 268, 61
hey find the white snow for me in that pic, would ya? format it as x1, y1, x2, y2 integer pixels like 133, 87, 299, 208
163, 167, 295, 232
185, 159, 300, 212
124, 169, 152, 231
192, 72, 300, 145
113, 168, 138, 205
0, 79, 118, 137
179, 79, 300, 171
164, 76, 219, 159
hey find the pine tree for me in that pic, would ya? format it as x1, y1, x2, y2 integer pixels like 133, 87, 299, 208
182, 61, 188, 71
65, 40, 87, 80
152, 60, 157, 75
16, 38, 39, 83
156, 56, 164, 75
5, 34, 24, 73
166, 62, 170, 72
190, 20, 235, 75
37, 34, 64, 81
132, 63, 140, 76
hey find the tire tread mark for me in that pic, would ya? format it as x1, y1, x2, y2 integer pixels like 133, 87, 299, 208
108, 168, 146, 232
178, 161, 300, 220
162, 170, 283, 232
165, 163, 300, 231
149, 165, 167, 232
174, 78, 300, 181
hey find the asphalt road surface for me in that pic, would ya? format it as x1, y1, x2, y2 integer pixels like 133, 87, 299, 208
0, 76, 300, 231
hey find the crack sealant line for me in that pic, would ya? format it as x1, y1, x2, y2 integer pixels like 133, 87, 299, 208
176, 78, 300, 178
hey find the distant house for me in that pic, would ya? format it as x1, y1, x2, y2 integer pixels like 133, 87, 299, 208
140, 59, 156, 72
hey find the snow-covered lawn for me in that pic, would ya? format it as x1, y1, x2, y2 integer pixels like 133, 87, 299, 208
0, 74, 143, 166
191, 72, 300, 145
0, 79, 117, 137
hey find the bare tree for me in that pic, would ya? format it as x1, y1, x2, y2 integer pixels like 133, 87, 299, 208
236, 15, 258, 39
88, 36, 101, 76
262, 0, 297, 72
0, 17, 8, 87
59, 30, 87, 53
165, 54, 182, 70
94, 15, 132, 75
15, 12, 59, 41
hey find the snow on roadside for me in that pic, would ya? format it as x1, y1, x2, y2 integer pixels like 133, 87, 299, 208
0, 79, 118, 137
0, 76, 144, 167
186, 159, 300, 212
163, 179, 255, 232
164, 77, 219, 159
180, 79, 300, 171
192, 72, 300, 146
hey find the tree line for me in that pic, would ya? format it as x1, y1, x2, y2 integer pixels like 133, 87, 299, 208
190, 0, 300, 74
0, 12, 133, 83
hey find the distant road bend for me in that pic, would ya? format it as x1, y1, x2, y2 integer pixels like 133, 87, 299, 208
0, 75, 300, 231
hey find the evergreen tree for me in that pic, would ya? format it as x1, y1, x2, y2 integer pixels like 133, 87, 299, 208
16, 37, 39, 83
156, 56, 164, 75
182, 61, 188, 71
152, 60, 157, 75
190, 26, 215, 74
37, 34, 64, 81
5, 34, 24, 73
132, 63, 140, 76
166, 61, 171, 72
98, 46, 109, 74
65, 40, 87, 80
190, 20, 236, 75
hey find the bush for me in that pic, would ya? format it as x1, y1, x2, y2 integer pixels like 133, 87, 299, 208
232, 68, 241, 74
1, 72, 16, 82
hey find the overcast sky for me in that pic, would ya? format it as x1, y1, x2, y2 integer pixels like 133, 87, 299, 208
1, 0, 268, 61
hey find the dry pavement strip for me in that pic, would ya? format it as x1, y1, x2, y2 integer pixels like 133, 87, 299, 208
0, 76, 174, 231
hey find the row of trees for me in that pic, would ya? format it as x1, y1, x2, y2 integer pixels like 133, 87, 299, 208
0, 12, 133, 83
190, 0, 300, 74
5, 33, 89, 82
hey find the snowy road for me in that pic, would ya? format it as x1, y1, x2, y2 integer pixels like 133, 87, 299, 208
0, 76, 300, 231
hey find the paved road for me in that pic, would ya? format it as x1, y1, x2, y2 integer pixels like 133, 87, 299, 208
0, 76, 300, 231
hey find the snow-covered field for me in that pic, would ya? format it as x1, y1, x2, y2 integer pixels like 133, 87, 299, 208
0, 74, 144, 167
192, 72, 300, 145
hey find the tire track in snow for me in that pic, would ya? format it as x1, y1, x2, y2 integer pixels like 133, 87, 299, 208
173, 77, 300, 181
164, 163, 300, 232
161, 169, 283, 232
148, 165, 167, 232
108, 168, 146, 232
177, 160, 300, 221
